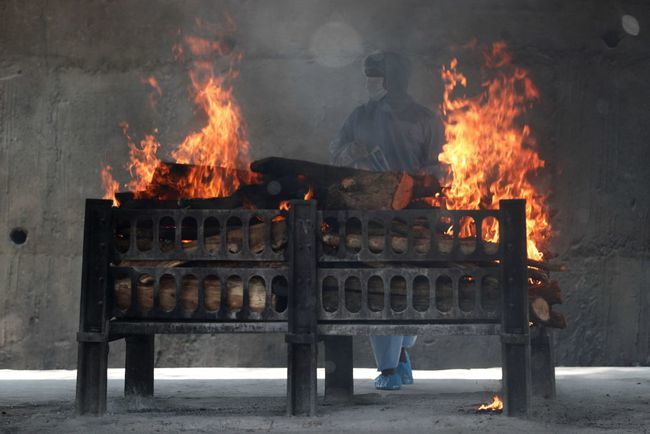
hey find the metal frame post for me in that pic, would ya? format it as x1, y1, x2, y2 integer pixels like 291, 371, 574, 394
499, 199, 531, 417
324, 336, 353, 402
531, 326, 556, 398
286, 200, 319, 416
76, 199, 113, 415
125, 335, 155, 397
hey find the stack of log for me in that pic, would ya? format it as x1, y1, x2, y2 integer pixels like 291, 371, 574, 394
527, 260, 567, 329
111, 157, 566, 328
115, 157, 440, 211
114, 274, 276, 314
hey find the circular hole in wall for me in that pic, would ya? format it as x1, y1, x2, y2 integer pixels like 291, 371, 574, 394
10, 228, 28, 245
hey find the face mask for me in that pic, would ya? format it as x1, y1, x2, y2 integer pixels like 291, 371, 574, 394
366, 76, 387, 101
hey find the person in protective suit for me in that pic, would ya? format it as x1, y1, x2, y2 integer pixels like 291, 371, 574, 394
329, 51, 448, 390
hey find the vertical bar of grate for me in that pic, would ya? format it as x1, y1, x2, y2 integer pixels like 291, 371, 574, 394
75, 199, 112, 415
125, 335, 154, 398
324, 335, 354, 402
531, 326, 556, 399
286, 200, 319, 416
499, 199, 531, 417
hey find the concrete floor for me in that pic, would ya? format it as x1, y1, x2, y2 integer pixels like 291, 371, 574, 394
0, 367, 649, 433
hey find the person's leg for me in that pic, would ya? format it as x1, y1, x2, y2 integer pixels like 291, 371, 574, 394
400, 336, 417, 360
397, 336, 417, 384
370, 336, 403, 371
369, 336, 404, 390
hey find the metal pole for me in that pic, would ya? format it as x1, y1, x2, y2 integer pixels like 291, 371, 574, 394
324, 336, 354, 402
286, 200, 319, 416
125, 335, 155, 398
499, 199, 531, 417
75, 199, 112, 415
531, 326, 556, 399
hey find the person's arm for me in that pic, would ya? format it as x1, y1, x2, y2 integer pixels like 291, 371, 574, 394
419, 112, 452, 186
329, 108, 371, 167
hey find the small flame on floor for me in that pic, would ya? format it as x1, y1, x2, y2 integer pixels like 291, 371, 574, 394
477, 394, 504, 413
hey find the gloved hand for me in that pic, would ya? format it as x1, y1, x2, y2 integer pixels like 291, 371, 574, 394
336, 141, 372, 166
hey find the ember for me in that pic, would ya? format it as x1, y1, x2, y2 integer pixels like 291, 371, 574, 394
477, 394, 504, 413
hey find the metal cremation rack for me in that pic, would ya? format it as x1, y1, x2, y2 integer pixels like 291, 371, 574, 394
75, 199, 555, 417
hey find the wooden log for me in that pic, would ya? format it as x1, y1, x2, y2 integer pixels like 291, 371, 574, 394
125, 218, 288, 255
113, 273, 273, 315
159, 274, 176, 312
327, 172, 414, 210
529, 280, 563, 305
114, 158, 441, 210
136, 274, 154, 312
250, 157, 442, 209
225, 277, 267, 312
528, 259, 567, 273
226, 278, 243, 311
251, 157, 378, 187
222, 218, 288, 253
249, 276, 267, 313
146, 162, 260, 201
320, 230, 477, 256
114, 277, 131, 311
180, 276, 199, 312
530, 297, 551, 323
527, 267, 550, 285
204, 276, 221, 311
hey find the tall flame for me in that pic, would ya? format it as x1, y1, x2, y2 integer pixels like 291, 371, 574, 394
439, 42, 551, 260
169, 32, 254, 198
101, 23, 254, 203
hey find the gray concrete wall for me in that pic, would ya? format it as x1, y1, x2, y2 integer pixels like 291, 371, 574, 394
1, 0, 649, 369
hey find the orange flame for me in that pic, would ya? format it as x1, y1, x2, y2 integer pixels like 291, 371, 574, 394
477, 394, 504, 412
439, 42, 551, 260
278, 186, 312, 211
141, 76, 162, 109
304, 186, 314, 200
100, 164, 120, 206
120, 123, 161, 195
101, 23, 255, 203
168, 32, 253, 198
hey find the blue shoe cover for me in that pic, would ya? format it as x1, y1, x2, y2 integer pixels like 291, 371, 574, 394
374, 372, 401, 390
396, 351, 414, 385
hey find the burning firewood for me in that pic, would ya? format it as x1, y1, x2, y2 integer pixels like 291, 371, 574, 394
327, 171, 414, 210
251, 157, 441, 210
107, 153, 567, 327
115, 158, 442, 211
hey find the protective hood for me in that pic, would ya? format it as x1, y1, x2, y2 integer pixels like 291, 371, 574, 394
382, 51, 411, 95
363, 51, 412, 95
